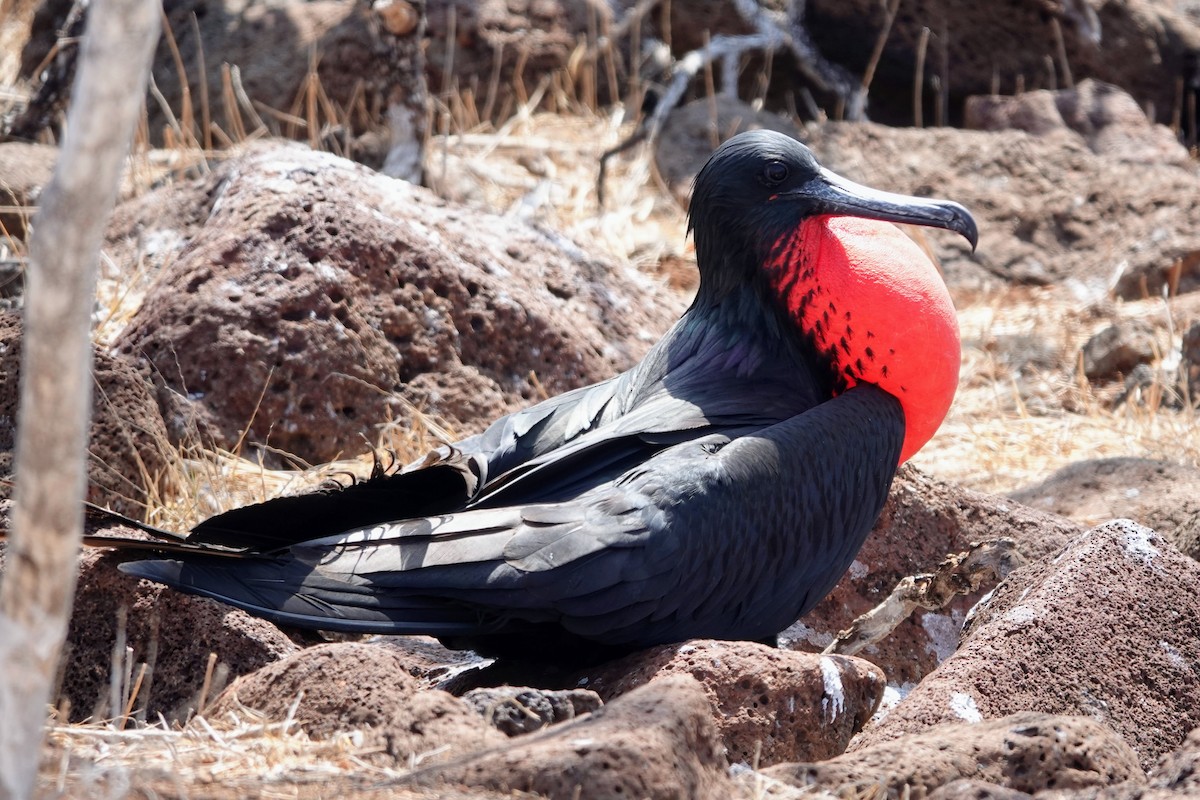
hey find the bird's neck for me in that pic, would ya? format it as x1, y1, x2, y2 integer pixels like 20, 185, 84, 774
627, 278, 834, 411
685, 227, 838, 387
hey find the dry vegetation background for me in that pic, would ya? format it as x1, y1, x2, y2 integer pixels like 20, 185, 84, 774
2, 0, 1200, 795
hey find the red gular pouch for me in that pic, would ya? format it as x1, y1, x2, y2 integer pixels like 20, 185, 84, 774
772, 215, 961, 463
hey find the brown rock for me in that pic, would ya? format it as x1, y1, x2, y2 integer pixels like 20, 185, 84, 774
0, 141, 56, 245
854, 520, 1200, 769
1009, 457, 1200, 560
573, 639, 883, 767
102, 159, 224, 280
766, 712, 1143, 799
462, 686, 602, 736
105, 1, 425, 166
785, 466, 1081, 688
111, 143, 682, 465
403, 674, 735, 800
653, 0, 783, 54
802, 121, 1200, 299
965, 80, 1190, 165
928, 780, 1033, 800
641, 0, 1200, 135
802, 0, 1199, 129
1081, 319, 1158, 380
1147, 725, 1200, 793
210, 642, 506, 765
425, 0, 613, 123
1036, 723, 1200, 800
965, 90, 1072, 140
0, 311, 170, 518
61, 549, 298, 722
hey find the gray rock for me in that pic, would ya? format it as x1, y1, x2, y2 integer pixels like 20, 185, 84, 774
575, 639, 885, 767
1009, 457, 1200, 560
209, 642, 506, 766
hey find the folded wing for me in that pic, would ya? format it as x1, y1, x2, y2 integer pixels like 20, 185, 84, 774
119, 385, 904, 653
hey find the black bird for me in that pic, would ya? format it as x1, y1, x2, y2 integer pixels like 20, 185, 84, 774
103, 130, 977, 663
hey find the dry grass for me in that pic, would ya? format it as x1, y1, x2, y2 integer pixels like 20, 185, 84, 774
912, 286, 1200, 493
134, 398, 456, 532
425, 109, 690, 280
40, 708, 408, 799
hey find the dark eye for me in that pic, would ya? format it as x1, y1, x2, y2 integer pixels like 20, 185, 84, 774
763, 161, 788, 185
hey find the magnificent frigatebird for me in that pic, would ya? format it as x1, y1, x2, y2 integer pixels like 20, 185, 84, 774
94, 130, 976, 662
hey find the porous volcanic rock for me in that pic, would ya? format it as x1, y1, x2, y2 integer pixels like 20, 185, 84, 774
852, 520, 1200, 770
965, 80, 1190, 165
648, 0, 1200, 131
402, 674, 735, 800
209, 642, 506, 766
1146, 726, 1200, 794
1034, 725, 1200, 799
462, 686, 603, 736
62, 549, 299, 722
0, 312, 170, 518
425, 0, 618, 121
802, 121, 1200, 299
928, 780, 1036, 800
102, 158, 228, 280
1010, 457, 1200, 560
574, 639, 885, 767
786, 465, 1081, 687
766, 712, 1143, 799
111, 143, 682, 465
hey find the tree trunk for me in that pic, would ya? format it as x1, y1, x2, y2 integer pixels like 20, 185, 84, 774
0, 1, 159, 797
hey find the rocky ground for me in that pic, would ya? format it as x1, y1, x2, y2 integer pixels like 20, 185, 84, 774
3, 0, 1200, 798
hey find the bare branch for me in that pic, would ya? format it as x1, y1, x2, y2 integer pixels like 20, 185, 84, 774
729, 0, 865, 119
597, 0, 867, 204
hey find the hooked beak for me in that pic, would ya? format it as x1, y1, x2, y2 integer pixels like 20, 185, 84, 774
782, 168, 979, 252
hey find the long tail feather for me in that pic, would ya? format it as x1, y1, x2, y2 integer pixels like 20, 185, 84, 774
187, 461, 474, 550
118, 557, 515, 636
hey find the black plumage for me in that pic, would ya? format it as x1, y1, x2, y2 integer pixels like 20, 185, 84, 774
107, 130, 977, 663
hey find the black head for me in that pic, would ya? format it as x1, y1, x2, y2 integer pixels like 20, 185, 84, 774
687, 130, 977, 299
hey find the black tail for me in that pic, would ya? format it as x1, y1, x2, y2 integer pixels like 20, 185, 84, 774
117, 555, 516, 637
185, 461, 475, 550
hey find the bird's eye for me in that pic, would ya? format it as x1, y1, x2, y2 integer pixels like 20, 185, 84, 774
763, 161, 789, 185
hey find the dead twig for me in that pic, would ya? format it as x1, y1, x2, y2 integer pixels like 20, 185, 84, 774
823, 538, 1026, 657
597, 0, 866, 205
